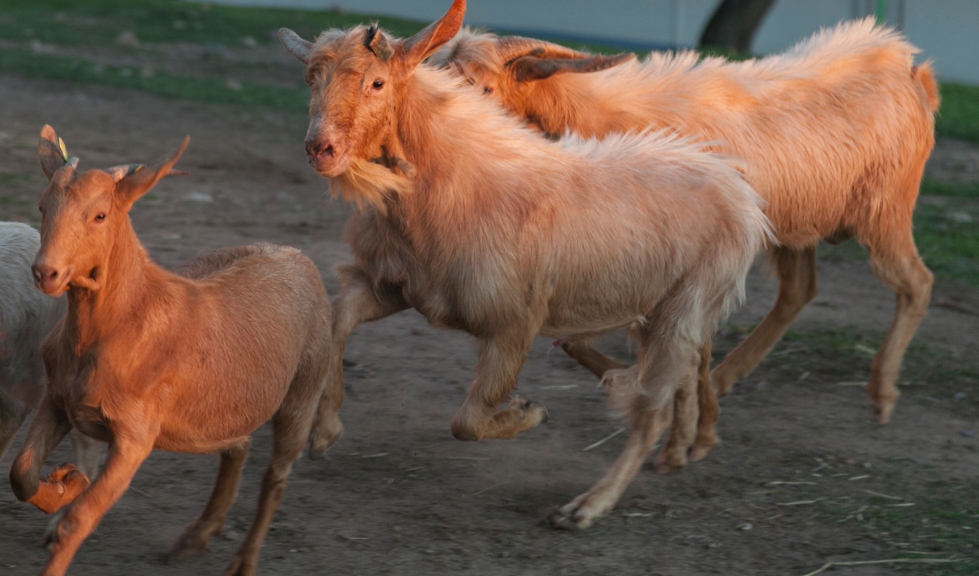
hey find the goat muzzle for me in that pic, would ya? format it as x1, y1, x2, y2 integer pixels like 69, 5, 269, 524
31, 263, 68, 295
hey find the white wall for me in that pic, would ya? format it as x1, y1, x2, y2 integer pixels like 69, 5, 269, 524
213, 0, 979, 84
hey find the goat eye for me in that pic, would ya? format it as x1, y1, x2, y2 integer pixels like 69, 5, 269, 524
94, 213, 106, 223
483, 86, 493, 95
372, 79, 384, 90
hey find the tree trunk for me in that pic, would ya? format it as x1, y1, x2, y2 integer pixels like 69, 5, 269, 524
698, 0, 778, 53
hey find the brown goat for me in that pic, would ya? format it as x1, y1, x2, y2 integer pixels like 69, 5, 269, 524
279, 0, 771, 528
9, 126, 334, 576
435, 21, 940, 467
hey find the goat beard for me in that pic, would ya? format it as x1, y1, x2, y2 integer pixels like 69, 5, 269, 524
328, 157, 413, 214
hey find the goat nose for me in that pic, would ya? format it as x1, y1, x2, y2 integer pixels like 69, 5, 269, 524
305, 139, 335, 161
31, 264, 58, 287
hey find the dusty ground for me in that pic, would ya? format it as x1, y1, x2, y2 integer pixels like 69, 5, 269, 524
0, 75, 977, 576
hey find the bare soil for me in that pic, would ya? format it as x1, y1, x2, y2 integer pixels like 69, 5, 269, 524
0, 74, 977, 575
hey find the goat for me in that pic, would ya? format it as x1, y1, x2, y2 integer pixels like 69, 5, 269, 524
0, 222, 102, 543
8, 126, 334, 576
435, 21, 940, 468
278, 0, 772, 528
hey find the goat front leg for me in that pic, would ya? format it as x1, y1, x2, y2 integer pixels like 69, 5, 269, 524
43, 430, 155, 576
308, 268, 408, 456
44, 431, 103, 545
711, 246, 817, 395
9, 395, 85, 514
450, 332, 544, 441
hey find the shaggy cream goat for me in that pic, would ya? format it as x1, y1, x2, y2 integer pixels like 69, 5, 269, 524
279, 0, 772, 528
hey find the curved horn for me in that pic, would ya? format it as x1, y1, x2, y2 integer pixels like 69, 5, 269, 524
496, 36, 593, 64
509, 52, 636, 82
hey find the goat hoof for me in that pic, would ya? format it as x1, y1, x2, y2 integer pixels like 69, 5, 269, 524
307, 420, 343, 458
688, 438, 718, 462
871, 402, 895, 425
652, 453, 687, 475
168, 533, 210, 561
548, 501, 596, 530
223, 553, 257, 576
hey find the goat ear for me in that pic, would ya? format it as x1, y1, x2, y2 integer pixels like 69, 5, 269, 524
38, 125, 73, 181
366, 25, 394, 62
279, 28, 313, 63
114, 136, 190, 206
400, 0, 466, 69
508, 52, 635, 82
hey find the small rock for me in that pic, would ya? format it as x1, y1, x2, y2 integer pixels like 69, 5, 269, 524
172, 20, 187, 30
119, 68, 132, 77
140, 66, 154, 78
225, 78, 243, 91
241, 36, 258, 48
116, 30, 140, 48
202, 43, 228, 59
962, 430, 975, 438
187, 193, 214, 203
953, 392, 967, 401
947, 211, 973, 224
30, 39, 55, 54
737, 522, 753, 531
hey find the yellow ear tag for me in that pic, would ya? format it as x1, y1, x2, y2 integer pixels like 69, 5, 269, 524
132, 165, 144, 174
57, 137, 69, 162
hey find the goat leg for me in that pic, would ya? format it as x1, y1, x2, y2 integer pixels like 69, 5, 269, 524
43, 431, 154, 576
450, 332, 544, 441
9, 395, 73, 508
308, 272, 408, 456
169, 439, 251, 560
711, 246, 817, 395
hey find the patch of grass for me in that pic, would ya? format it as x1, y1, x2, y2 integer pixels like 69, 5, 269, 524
937, 83, 979, 145
858, 481, 979, 575
913, 198, 979, 287
0, 47, 309, 112
0, 0, 426, 48
921, 179, 979, 199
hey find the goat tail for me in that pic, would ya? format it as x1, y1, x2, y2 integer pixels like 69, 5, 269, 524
912, 60, 940, 113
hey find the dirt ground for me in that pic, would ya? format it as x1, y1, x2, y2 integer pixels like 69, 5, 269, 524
0, 74, 977, 576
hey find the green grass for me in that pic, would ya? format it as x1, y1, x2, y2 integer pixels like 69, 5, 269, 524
0, 47, 309, 111
922, 179, 979, 199
914, 198, 979, 287
0, 0, 426, 47
936, 83, 979, 145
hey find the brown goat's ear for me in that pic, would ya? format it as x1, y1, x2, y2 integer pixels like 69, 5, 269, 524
366, 25, 393, 62
279, 28, 313, 63
38, 125, 73, 181
401, 0, 466, 69
115, 136, 190, 206
508, 52, 635, 82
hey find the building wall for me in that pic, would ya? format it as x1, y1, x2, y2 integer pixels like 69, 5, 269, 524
216, 0, 979, 84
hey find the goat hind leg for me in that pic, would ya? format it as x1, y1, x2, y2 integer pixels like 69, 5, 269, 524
450, 332, 545, 441
308, 276, 408, 456
169, 439, 251, 560
690, 338, 719, 461
561, 340, 627, 379
224, 409, 314, 576
865, 226, 933, 424
552, 340, 697, 529
711, 246, 817, 395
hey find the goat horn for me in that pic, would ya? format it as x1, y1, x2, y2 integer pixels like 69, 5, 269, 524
496, 36, 592, 64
